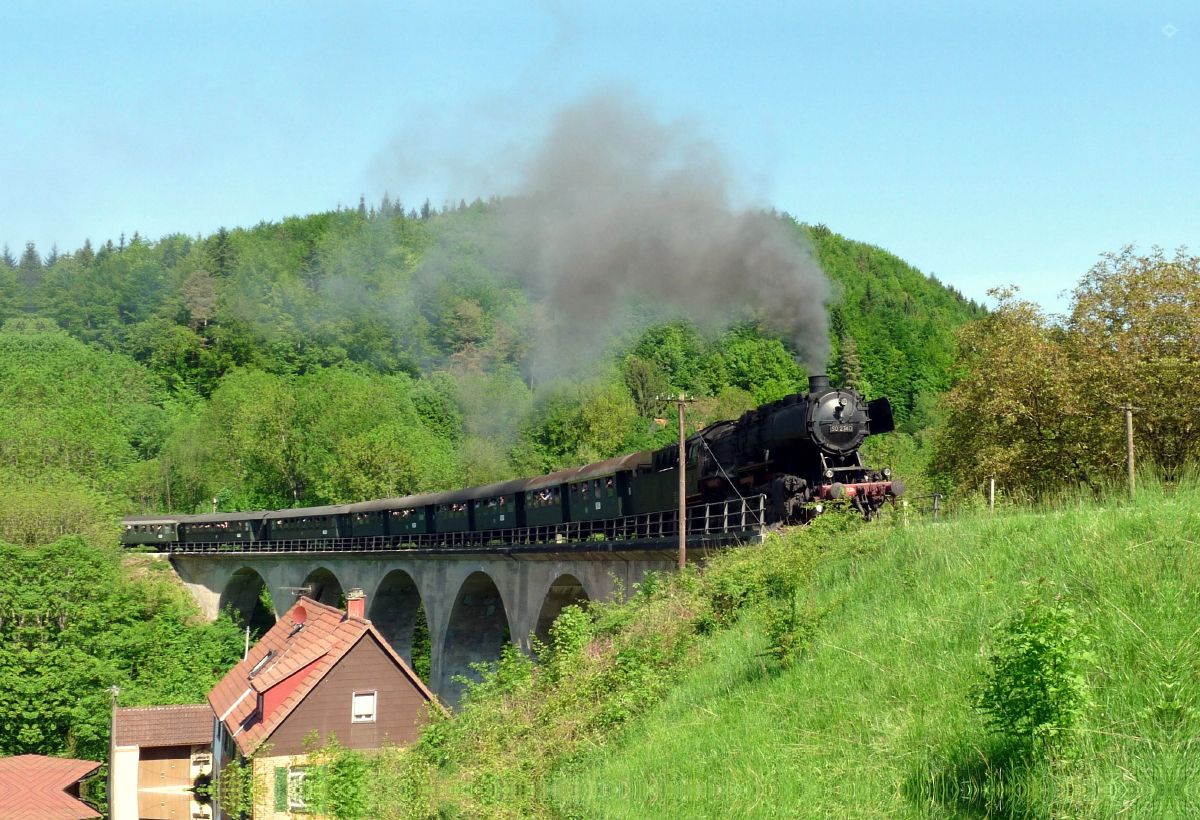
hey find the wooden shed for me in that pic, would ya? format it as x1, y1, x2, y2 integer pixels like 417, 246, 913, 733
111, 704, 214, 820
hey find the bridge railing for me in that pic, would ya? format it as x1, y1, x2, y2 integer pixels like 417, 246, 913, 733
164, 495, 767, 554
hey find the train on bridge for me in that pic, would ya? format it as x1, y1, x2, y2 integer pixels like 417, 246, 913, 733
123, 374, 904, 549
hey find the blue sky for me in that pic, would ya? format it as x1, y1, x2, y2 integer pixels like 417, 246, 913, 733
2, 1, 1196, 311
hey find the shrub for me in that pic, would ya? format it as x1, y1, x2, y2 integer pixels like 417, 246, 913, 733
535, 604, 594, 684
974, 581, 1093, 748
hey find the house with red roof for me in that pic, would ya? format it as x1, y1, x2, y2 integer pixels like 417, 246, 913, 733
207, 589, 442, 819
0, 754, 102, 820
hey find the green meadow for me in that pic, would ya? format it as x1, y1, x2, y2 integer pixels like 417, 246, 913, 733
543, 483, 1198, 819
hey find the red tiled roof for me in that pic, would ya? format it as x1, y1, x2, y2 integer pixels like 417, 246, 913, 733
207, 596, 441, 756
114, 704, 213, 748
0, 755, 101, 820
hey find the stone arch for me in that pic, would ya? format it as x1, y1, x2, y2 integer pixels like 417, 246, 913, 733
219, 567, 276, 636
369, 569, 425, 667
301, 566, 344, 609
440, 571, 511, 707
534, 574, 590, 647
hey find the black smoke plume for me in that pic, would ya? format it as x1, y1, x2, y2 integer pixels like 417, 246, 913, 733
495, 92, 831, 375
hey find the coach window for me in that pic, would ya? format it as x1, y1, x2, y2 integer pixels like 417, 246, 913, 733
605, 477, 615, 497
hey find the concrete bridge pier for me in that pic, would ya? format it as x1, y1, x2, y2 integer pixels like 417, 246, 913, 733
170, 553, 673, 707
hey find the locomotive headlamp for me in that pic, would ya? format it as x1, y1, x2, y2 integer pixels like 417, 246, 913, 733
883, 468, 892, 477
814, 504, 824, 513
824, 469, 834, 479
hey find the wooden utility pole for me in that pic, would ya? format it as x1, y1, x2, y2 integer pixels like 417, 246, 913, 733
677, 397, 687, 570
108, 685, 119, 817
1120, 402, 1140, 499
658, 394, 696, 570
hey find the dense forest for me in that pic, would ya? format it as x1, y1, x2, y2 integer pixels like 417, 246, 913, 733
0, 199, 982, 519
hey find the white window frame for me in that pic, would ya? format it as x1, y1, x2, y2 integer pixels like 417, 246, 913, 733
351, 690, 377, 723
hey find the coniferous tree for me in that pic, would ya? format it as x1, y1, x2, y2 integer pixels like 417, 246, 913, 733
0, 244, 14, 270
837, 335, 864, 392
420, 199, 432, 220
357, 195, 367, 219
44, 244, 60, 269
208, 227, 234, 276
118, 232, 126, 251
380, 192, 394, 218
18, 242, 42, 289
408, 208, 418, 220
76, 239, 94, 266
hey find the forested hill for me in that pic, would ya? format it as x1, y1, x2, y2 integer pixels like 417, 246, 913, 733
0, 200, 982, 516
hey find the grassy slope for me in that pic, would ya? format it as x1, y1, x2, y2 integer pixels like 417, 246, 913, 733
553, 484, 1199, 819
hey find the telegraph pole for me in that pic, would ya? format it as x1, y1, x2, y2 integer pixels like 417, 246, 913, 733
658, 394, 696, 570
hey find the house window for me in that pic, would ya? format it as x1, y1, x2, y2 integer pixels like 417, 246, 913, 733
287, 768, 307, 811
352, 691, 377, 723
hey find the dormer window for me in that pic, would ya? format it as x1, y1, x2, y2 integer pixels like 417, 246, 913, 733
351, 691, 377, 723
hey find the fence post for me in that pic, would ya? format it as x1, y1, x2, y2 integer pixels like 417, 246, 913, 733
933, 493, 940, 521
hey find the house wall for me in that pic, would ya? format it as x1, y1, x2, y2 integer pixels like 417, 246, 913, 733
266, 634, 431, 755
111, 745, 140, 820
251, 754, 295, 820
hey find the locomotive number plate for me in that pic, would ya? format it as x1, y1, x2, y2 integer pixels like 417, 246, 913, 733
829, 424, 855, 433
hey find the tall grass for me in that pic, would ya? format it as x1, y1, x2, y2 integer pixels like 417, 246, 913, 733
552, 479, 1199, 819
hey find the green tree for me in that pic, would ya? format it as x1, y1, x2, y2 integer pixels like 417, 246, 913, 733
0, 536, 243, 761
1067, 246, 1200, 479
181, 269, 218, 329
632, 322, 706, 392
932, 289, 1085, 495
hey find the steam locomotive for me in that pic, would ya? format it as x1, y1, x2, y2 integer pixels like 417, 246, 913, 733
122, 374, 903, 548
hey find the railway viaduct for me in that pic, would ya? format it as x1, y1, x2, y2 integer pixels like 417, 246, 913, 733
169, 523, 760, 706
